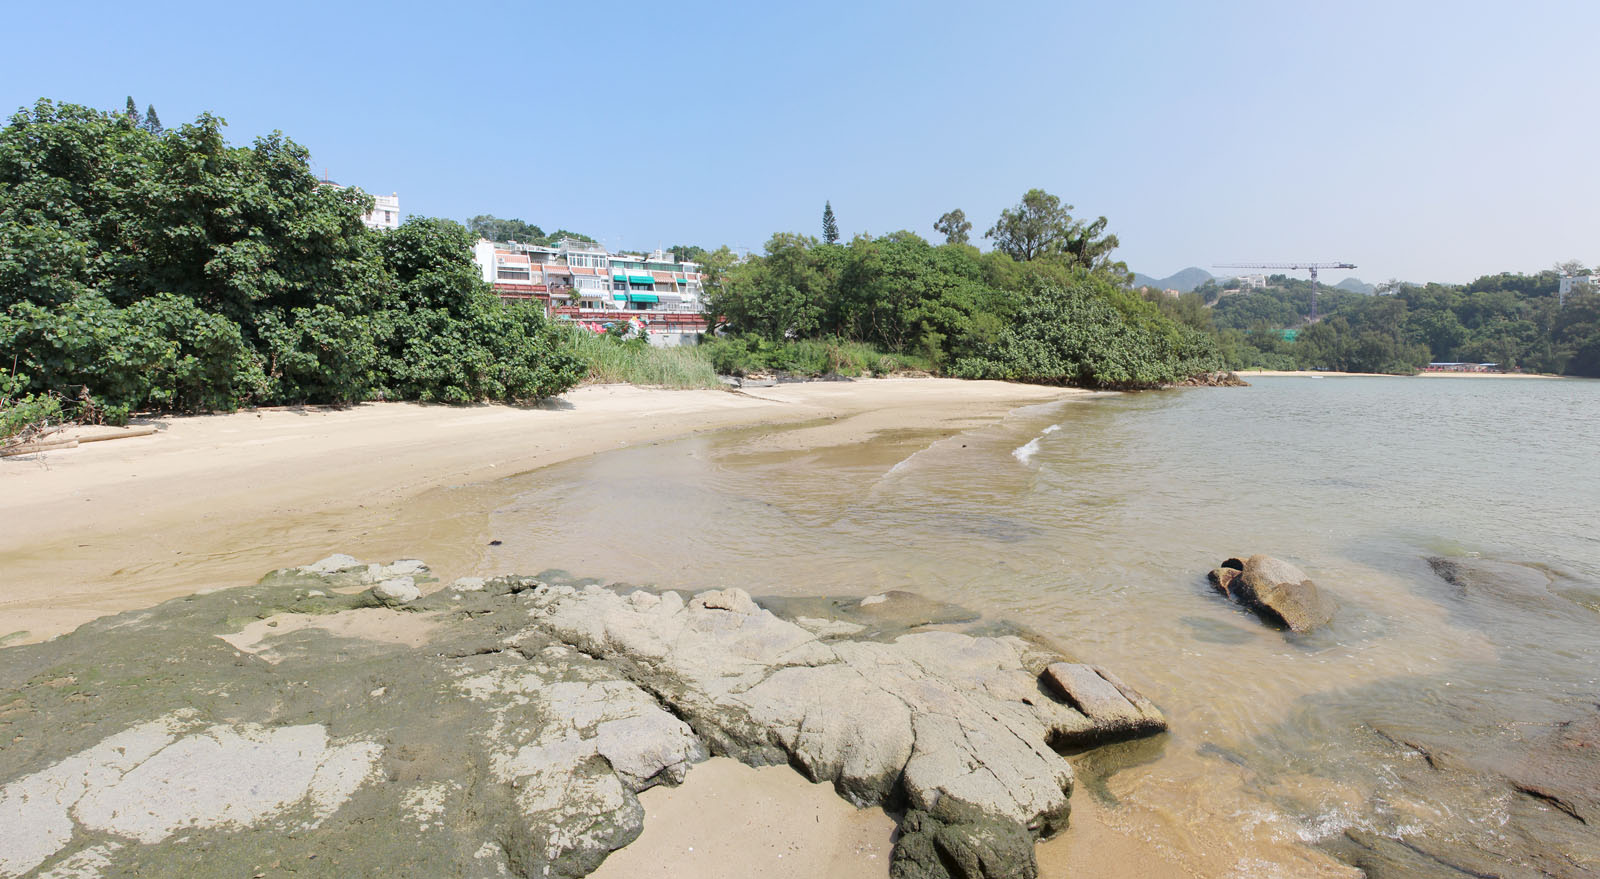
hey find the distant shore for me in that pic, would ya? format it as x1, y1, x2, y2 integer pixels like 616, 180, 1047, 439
1240, 369, 1568, 379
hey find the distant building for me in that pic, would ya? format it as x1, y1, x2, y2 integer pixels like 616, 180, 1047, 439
1423, 362, 1502, 373
472, 238, 709, 346
364, 193, 400, 231
316, 178, 400, 231
1239, 274, 1268, 290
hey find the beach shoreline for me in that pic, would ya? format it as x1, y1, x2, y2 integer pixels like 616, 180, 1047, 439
0, 378, 1084, 644
1239, 368, 1568, 378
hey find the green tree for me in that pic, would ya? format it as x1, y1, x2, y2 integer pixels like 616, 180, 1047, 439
822, 201, 839, 244
143, 105, 163, 135
933, 209, 971, 246
985, 189, 1073, 261
710, 233, 826, 340
984, 189, 1123, 275
0, 98, 583, 417
125, 96, 139, 127
467, 215, 545, 243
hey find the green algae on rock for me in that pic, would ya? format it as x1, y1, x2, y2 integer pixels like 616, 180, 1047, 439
0, 558, 1168, 879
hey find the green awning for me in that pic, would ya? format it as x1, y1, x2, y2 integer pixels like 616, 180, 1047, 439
628, 274, 653, 284
612, 294, 627, 301
628, 293, 659, 303
613, 273, 628, 281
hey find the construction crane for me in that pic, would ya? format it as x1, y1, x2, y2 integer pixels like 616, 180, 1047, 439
1213, 262, 1357, 321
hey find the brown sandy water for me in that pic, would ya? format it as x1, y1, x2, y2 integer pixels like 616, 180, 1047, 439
427, 376, 1600, 876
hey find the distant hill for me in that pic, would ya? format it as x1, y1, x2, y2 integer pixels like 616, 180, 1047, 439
1132, 267, 1214, 293
1334, 277, 1375, 294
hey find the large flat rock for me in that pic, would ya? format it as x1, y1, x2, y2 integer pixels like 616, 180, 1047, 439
0, 559, 1167, 879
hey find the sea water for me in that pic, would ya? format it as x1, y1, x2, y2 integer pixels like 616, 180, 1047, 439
480, 376, 1600, 875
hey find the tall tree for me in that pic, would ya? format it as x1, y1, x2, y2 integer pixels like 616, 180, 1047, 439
143, 105, 163, 135
124, 96, 140, 127
985, 189, 1075, 262
934, 209, 972, 246
822, 201, 839, 245
985, 188, 1123, 275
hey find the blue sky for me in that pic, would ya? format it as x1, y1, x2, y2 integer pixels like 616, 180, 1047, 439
4, 0, 1596, 284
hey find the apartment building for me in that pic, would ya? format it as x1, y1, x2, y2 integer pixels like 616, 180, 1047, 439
472, 237, 710, 345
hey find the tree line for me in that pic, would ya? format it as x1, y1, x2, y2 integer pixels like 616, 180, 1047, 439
699, 190, 1223, 388
1149, 273, 1600, 376
1, 100, 583, 424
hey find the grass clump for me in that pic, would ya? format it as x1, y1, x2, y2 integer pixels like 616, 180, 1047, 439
701, 335, 932, 378
562, 327, 722, 389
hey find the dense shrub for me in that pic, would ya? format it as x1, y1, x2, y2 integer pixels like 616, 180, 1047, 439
0, 100, 583, 417
951, 277, 1223, 388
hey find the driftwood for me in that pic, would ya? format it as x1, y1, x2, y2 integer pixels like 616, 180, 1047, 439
76, 426, 158, 444
0, 438, 79, 457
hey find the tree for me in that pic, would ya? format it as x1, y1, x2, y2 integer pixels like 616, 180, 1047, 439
466, 215, 545, 243
934, 209, 972, 246
985, 189, 1073, 262
125, 97, 139, 127
822, 201, 839, 244
143, 105, 162, 135
0, 98, 582, 417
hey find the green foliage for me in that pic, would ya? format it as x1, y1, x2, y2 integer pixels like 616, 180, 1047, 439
701, 335, 930, 378
934, 209, 972, 246
0, 99, 584, 418
952, 275, 1224, 389
467, 215, 546, 244
822, 201, 839, 245
702, 190, 1214, 388
1207, 270, 1600, 375
562, 329, 722, 389
0, 365, 65, 443
984, 189, 1125, 276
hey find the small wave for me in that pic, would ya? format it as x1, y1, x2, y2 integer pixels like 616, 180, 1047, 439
1012, 425, 1060, 464
1012, 437, 1042, 464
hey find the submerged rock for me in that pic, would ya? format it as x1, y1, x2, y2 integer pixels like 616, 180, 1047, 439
0, 558, 1167, 879
1209, 555, 1336, 632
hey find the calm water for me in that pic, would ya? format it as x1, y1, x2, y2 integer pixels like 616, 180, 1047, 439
475, 376, 1600, 875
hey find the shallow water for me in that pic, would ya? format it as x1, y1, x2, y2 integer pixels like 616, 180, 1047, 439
476, 376, 1600, 875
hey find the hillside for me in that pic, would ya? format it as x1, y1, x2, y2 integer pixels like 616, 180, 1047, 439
1132, 266, 1214, 293
1334, 277, 1375, 294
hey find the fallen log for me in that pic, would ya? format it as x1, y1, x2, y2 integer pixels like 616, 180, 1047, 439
1, 438, 79, 457
75, 425, 158, 444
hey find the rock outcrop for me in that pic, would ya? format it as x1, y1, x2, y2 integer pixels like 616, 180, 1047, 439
0, 558, 1167, 879
1208, 554, 1336, 633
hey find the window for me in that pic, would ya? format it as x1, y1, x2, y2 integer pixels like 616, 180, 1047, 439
497, 267, 531, 281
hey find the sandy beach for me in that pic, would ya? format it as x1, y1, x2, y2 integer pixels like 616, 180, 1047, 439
3, 377, 1191, 879
0, 378, 1080, 643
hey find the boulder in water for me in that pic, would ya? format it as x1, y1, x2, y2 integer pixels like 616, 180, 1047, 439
1208, 555, 1336, 633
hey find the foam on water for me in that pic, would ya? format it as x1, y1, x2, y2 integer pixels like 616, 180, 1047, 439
1011, 424, 1059, 464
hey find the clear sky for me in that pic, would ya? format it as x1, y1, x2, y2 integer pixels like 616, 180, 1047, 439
4, 0, 1596, 284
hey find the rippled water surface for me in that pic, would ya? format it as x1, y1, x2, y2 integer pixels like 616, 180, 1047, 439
479, 376, 1600, 875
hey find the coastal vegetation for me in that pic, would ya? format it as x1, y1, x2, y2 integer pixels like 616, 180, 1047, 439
0, 100, 584, 426
703, 191, 1224, 389
1156, 272, 1600, 376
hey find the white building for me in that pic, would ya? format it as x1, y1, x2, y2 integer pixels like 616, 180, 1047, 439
472, 237, 710, 345
363, 192, 400, 231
